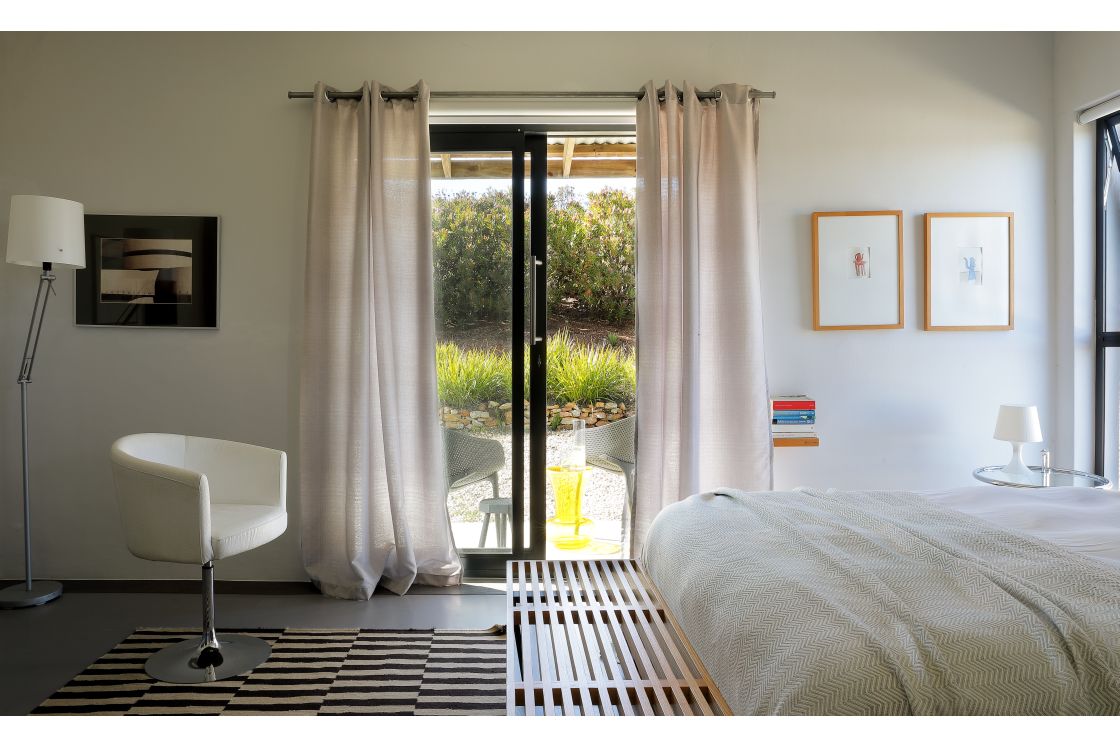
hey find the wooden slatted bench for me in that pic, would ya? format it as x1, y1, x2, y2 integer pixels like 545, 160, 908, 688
507, 558, 732, 716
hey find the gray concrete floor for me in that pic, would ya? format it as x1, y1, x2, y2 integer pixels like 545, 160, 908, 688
0, 586, 505, 716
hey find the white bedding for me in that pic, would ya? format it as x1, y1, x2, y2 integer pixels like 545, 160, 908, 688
920, 485, 1120, 568
642, 487, 1120, 715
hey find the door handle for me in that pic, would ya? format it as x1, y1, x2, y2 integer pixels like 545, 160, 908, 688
530, 257, 543, 343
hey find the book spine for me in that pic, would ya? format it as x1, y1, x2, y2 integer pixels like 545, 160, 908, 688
772, 424, 816, 433
772, 401, 816, 410
771, 410, 816, 418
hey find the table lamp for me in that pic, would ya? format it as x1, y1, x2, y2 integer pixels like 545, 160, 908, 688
993, 404, 1042, 477
0, 195, 85, 609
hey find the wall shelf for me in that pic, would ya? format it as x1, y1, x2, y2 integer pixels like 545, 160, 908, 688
773, 435, 819, 447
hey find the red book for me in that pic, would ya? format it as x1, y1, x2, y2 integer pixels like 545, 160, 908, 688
773, 400, 815, 410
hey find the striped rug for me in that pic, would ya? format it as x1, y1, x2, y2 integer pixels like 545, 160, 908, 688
33, 627, 506, 716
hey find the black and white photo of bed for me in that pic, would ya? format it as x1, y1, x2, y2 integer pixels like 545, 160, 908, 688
98, 237, 193, 304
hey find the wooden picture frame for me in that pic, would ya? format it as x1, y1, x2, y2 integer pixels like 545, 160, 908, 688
924, 212, 1014, 331
812, 211, 904, 330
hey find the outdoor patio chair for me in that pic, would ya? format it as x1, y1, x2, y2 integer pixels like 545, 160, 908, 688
445, 429, 507, 548
584, 415, 636, 549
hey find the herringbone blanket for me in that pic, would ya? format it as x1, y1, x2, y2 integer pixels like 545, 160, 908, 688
642, 488, 1120, 715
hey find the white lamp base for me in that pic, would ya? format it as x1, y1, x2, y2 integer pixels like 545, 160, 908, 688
1003, 442, 1032, 476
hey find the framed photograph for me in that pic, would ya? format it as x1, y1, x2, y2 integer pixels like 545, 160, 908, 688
812, 211, 904, 330
924, 212, 1013, 331
76, 215, 219, 328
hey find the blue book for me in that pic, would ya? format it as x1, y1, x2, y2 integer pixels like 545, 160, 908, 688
771, 409, 815, 418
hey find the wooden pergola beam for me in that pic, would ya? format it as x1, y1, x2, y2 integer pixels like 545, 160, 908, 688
546, 142, 636, 158
430, 159, 635, 179
431, 142, 637, 180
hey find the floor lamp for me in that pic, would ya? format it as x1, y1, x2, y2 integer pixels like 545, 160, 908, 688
0, 195, 85, 609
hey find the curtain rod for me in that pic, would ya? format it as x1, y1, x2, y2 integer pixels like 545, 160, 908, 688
287, 88, 776, 102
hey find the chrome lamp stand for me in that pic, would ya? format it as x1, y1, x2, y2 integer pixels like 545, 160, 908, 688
0, 264, 64, 609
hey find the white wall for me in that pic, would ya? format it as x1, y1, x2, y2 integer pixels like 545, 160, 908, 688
1053, 32, 1120, 476
0, 32, 1055, 581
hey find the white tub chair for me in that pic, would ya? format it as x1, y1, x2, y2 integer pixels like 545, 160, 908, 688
110, 433, 287, 683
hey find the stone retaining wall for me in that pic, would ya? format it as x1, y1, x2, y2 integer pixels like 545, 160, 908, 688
440, 401, 632, 432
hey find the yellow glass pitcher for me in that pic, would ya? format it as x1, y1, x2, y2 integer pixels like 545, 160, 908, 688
547, 465, 594, 549
547, 419, 593, 549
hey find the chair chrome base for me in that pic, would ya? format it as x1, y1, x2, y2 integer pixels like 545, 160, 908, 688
0, 580, 62, 609
145, 634, 272, 684
143, 561, 271, 683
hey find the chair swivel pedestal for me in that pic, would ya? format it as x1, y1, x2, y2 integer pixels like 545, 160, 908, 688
111, 433, 288, 683
143, 560, 273, 683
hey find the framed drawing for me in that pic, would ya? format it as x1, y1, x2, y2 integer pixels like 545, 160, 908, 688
76, 215, 219, 328
924, 212, 1013, 331
812, 210, 904, 330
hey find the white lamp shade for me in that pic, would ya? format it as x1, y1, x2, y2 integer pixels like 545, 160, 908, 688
6, 195, 86, 269
993, 404, 1043, 443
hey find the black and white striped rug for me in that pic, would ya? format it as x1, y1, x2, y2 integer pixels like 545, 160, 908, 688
33, 627, 506, 715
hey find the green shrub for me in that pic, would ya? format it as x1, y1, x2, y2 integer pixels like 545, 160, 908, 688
432, 190, 513, 330
544, 330, 576, 402
546, 331, 635, 405
432, 186, 635, 327
435, 332, 636, 410
435, 343, 509, 409
546, 188, 636, 324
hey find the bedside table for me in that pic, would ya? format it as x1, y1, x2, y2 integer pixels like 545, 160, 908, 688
972, 465, 1111, 489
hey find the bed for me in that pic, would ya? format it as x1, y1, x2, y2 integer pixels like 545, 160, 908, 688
641, 485, 1120, 715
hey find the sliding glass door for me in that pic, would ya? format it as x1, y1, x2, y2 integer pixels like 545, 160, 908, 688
432, 126, 636, 576
540, 136, 637, 560
431, 128, 547, 576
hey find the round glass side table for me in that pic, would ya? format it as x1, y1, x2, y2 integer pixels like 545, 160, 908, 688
972, 465, 1111, 489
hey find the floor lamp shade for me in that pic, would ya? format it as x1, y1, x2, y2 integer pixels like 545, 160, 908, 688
6, 195, 86, 268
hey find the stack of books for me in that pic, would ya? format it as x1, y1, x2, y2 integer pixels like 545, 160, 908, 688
771, 395, 817, 445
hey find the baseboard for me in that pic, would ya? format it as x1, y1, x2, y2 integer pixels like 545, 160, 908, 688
0, 579, 505, 595
0, 579, 318, 594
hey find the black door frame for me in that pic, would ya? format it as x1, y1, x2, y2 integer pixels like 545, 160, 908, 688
430, 126, 542, 577
431, 123, 635, 577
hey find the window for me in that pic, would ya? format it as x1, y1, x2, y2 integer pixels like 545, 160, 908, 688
1094, 113, 1120, 480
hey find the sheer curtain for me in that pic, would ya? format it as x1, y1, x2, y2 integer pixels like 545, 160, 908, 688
300, 81, 461, 599
632, 81, 772, 556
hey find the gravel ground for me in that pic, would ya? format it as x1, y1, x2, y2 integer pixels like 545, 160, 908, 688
446, 430, 627, 524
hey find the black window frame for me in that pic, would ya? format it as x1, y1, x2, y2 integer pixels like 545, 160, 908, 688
1094, 113, 1120, 476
